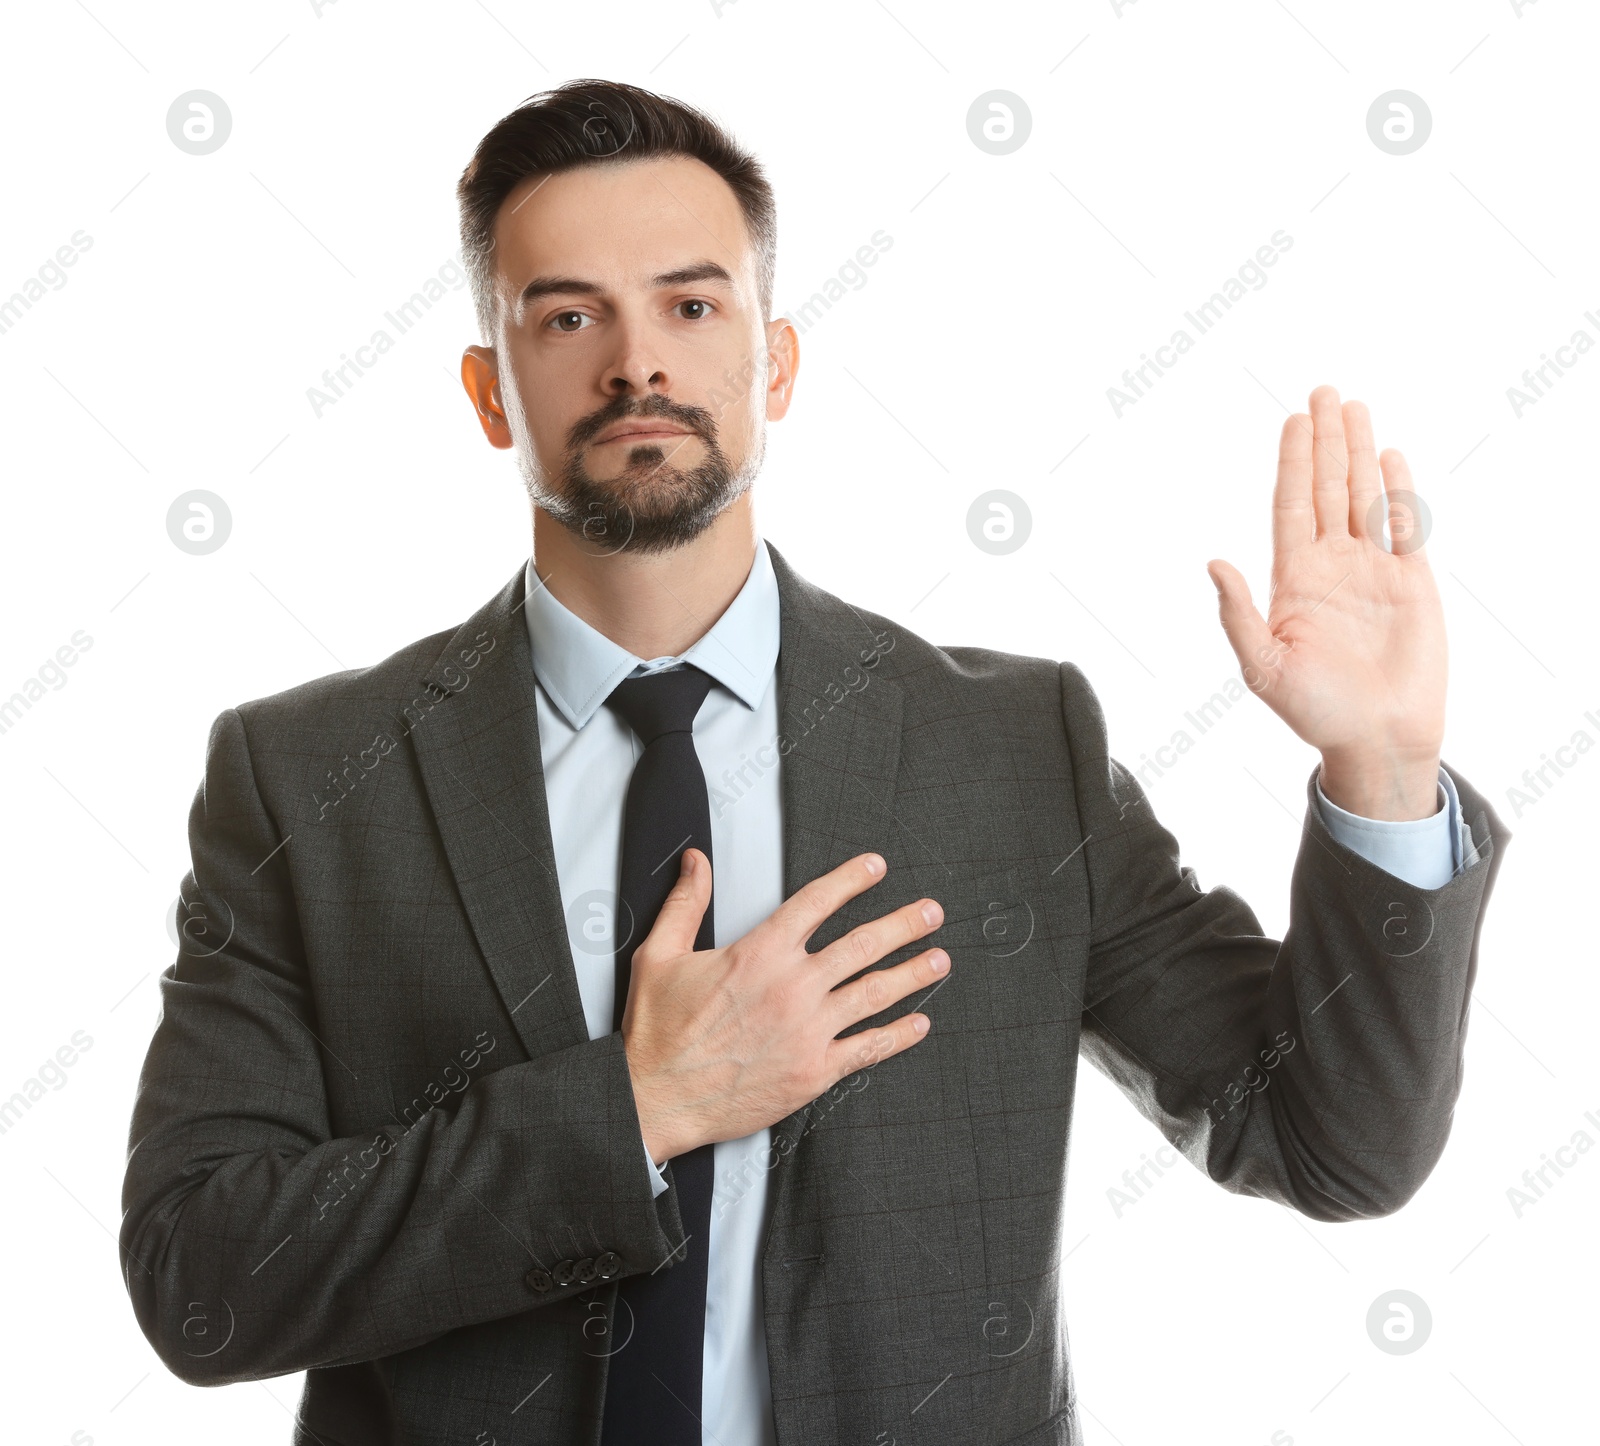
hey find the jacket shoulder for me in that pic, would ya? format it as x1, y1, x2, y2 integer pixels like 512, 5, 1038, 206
768, 550, 1068, 715
826, 594, 1069, 717
833, 594, 1063, 687
229, 625, 459, 737
221, 562, 523, 743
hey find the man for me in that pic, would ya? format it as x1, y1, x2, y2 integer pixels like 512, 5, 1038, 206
120, 80, 1508, 1446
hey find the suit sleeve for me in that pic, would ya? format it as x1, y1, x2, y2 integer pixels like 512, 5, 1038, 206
119, 707, 687, 1386
1059, 662, 1511, 1222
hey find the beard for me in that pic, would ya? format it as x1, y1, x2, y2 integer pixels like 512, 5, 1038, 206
525, 392, 759, 556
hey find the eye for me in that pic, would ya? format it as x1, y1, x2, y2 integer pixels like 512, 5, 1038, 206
548, 310, 593, 333
675, 298, 715, 320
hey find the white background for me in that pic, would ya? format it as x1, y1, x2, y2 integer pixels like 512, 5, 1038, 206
1, 1, 1592, 1443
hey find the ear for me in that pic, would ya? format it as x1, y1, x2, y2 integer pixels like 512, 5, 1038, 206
461, 346, 513, 449
763, 318, 800, 422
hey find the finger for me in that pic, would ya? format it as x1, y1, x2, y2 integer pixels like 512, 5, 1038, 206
1207, 559, 1282, 697
815, 895, 944, 985
1378, 448, 1428, 559
1343, 400, 1384, 543
1272, 411, 1315, 558
633, 846, 713, 965
823, 1010, 930, 1081
769, 852, 886, 949
826, 946, 949, 1028
1308, 384, 1350, 538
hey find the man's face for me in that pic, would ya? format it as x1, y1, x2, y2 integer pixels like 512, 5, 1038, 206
465, 153, 790, 555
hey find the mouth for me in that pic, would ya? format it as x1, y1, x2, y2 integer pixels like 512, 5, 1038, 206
592, 424, 696, 446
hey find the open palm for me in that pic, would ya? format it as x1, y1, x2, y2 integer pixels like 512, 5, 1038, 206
1208, 385, 1446, 819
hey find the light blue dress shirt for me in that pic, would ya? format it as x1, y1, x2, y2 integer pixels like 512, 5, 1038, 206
525, 539, 785, 1446
521, 535, 1464, 1446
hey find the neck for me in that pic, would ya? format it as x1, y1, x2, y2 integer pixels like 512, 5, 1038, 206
529, 492, 759, 660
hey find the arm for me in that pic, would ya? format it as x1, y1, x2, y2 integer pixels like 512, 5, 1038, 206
1064, 661, 1509, 1221
1071, 385, 1512, 1219
119, 707, 688, 1386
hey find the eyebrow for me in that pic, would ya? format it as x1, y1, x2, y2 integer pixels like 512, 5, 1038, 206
518, 260, 735, 307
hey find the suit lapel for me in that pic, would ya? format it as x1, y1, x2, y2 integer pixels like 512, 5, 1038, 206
765, 540, 905, 900
762, 541, 905, 1196
408, 564, 591, 1064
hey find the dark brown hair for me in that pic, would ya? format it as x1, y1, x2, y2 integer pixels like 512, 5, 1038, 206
456, 79, 776, 342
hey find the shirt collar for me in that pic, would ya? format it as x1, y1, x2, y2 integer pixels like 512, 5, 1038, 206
523, 536, 780, 730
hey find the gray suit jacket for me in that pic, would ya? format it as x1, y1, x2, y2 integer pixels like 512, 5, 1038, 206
120, 542, 1509, 1445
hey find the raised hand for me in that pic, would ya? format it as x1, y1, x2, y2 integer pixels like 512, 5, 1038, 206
621, 849, 946, 1163
1207, 384, 1446, 820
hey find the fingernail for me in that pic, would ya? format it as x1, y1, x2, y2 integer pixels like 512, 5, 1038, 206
681, 850, 695, 875
929, 951, 949, 974
864, 854, 885, 876
913, 1015, 930, 1034
921, 900, 942, 927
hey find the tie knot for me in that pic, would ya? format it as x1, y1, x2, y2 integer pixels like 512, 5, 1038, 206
603, 664, 715, 744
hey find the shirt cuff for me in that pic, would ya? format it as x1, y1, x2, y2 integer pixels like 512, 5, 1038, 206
1314, 764, 1465, 890
644, 1140, 669, 1199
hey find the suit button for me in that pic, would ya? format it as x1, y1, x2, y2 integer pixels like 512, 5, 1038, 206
574, 1256, 597, 1284
525, 1267, 553, 1293
596, 1251, 622, 1280
553, 1258, 577, 1286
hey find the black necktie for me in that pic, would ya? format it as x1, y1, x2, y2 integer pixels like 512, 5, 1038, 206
599, 663, 717, 1446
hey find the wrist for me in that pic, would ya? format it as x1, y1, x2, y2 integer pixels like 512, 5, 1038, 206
1318, 748, 1441, 821
623, 1046, 695, 1164
631, 1081, 677, 1165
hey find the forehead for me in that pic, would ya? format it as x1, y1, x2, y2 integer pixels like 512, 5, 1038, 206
491, 153, 754, 294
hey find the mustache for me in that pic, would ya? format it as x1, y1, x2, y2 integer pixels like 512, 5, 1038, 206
567, 393, 717, 450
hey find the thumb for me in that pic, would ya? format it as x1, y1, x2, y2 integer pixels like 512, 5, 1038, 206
638, 846, 713, 961
1206, 560, 1278, 694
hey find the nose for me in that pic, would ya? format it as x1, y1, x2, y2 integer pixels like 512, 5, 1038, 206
602, 312, 670, 398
